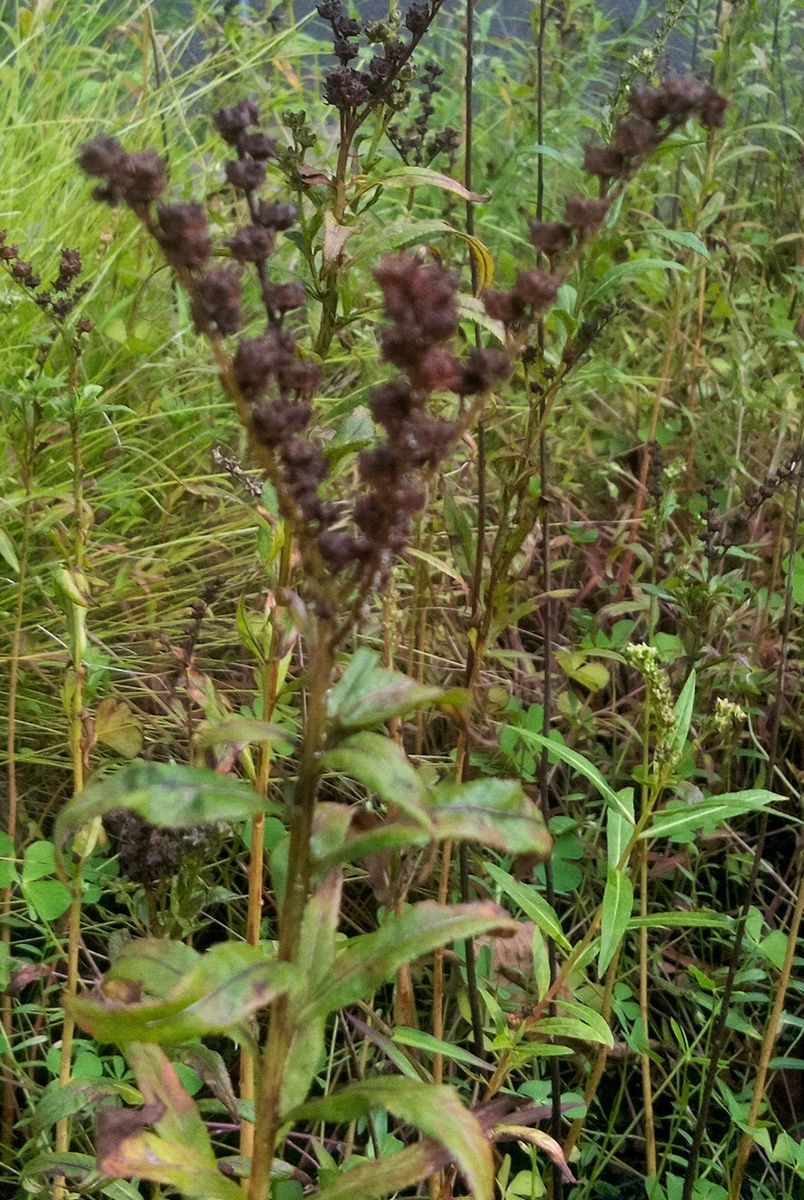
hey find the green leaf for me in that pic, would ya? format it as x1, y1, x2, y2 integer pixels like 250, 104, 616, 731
24, 879, 72, 921
27, 1079, 118, 1134
196, 717, 294, 750
554, 999, 614, 1047
430, 780, 552, 857
70, 944, 300, 1043
22, 840, 58, 882
642, 789, 780, 842
328, 650, 464, 732
311, 1137, 453, 1200
556, 650, 610, 693
627, 910, 732, 930
298, 870, 343, 991
484, 864, 570, 952
56, 761, 282, 850
320, 732, 432, 829
529, 1015, 612, 1047
606, 790, 635, 870
287, 1077, 493, 1200
670, 671, 696, 762
598, 869, 633, 974
586, 257, 687, 304
304, 902, 516, 1020
281, 1017, 328, 1115
0, 832, 16, 888
22, 1152, 101, 1191
107, 939, 202, 999
512, 730, 633, 821
0, 530, 19, 574
392, 1027, 490, 1072
653, 228, 710, 259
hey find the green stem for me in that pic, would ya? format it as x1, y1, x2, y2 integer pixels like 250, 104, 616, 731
248, 628, 335, 1200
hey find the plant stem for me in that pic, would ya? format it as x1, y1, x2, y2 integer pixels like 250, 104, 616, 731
1, 488, 31, 1158
682, 451, 803, 1200
248, 626, 334, 1200
240, 531, 293, 1176
729, 867, 804, 1198
54, 401, 89, 1200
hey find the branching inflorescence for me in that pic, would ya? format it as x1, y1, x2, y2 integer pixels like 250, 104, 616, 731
77, 97, 507, 635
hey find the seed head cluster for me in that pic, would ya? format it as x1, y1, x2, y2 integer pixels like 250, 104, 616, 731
0, 232, 92, 333
317, 1, 442, 119
481, 76, 727, 333
103, 808, 216, 884
389, 60, 460, 167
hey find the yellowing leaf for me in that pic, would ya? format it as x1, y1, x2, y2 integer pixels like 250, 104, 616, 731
95, 699, 143, 759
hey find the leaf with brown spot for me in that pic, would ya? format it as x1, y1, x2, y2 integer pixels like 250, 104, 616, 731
70, 945, 300, 1043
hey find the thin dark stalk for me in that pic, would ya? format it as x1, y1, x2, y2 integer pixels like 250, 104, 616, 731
682, 450, 804, 1200
457, 0, 486, 1062
535, 5, 562, 1195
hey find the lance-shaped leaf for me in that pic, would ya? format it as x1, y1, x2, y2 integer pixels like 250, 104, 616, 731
598, 868, 633, 974
493, 1126, 576, 1183
607, 790, 635, 870
484, 864, 571, 952
312, 1137, 452, 1200
94, 1043, 242, 1200
319, 732, 433, 829
430, 779, 552, 858
56, 760, 283, 851
70, 944, 300, 1043
280, 871, 344, 1113
355, 164, 491, 203
328, 649, 466, 732
670, 670, 696, 763
303, 902, 517, 1020
641, 789, 781, 842
512, 730, 633, 821
287, 1077, 493, 1200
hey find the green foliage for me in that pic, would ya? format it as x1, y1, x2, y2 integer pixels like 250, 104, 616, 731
1, 1, 802, 1199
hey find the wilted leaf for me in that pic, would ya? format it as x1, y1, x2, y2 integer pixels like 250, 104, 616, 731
174, 1046, 238, 1121
493, 1125, 576, 1183
56, 760, 283, 850
94, 1044, 241, 1200
320, 732, 432, 828
70, 945, 300, 1043
323, 210, 358, 267
288, 1077, 493, 1200
430, 779, 551, 858
304, 902, 517, 1020
95, 699, 143, 759
356, 165, 490, 203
